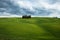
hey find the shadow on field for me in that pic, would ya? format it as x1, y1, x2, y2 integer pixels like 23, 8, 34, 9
36, 19, 60, 39
0, 27, 10, 40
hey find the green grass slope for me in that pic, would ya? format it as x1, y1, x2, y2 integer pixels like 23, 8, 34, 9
0, 17, 60, 40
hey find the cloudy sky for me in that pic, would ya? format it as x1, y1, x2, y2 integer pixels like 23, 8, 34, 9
0, 0, 60, 17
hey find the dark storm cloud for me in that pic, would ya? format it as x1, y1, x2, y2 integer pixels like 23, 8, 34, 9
0, 0, 20, 15
0, 0, 60, 17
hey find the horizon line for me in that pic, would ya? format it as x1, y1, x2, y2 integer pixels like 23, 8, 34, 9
0, 16, 59, 18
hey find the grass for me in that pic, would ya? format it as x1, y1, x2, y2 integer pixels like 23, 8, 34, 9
0, 17, 60, 40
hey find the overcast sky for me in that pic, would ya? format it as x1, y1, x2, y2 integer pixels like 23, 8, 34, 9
0, 0, 60, 17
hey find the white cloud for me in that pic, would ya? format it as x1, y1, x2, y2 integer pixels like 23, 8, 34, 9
14, 0, 60, 10
49, 12, 58, 17
13, 0, 34, 11
0, 12, 21, 17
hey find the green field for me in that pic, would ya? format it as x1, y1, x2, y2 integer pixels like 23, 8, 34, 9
0, 17, 60, 40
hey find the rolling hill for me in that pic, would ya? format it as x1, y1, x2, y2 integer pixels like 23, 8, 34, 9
0, 17, 60, 40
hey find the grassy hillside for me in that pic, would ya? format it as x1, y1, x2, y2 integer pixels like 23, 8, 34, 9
0, 17, 60, 40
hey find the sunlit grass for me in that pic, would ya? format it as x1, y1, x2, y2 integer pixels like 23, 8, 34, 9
0, 17, 60, 40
